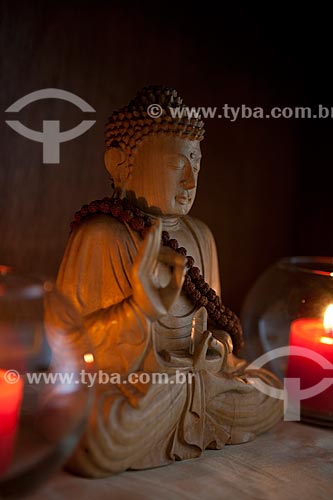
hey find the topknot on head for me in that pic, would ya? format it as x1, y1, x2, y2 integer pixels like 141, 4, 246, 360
105, 85, 205, 163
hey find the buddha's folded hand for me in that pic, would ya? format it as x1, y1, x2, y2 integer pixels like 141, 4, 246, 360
192, 330, 232, 373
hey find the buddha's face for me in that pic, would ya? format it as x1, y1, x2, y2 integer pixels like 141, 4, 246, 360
126, 135, 201, 216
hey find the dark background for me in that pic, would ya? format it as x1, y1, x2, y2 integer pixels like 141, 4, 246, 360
1, 2, 332, 314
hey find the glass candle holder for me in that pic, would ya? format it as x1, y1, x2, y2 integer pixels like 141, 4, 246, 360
0, 266, 94, 498
241, 256, 333, 427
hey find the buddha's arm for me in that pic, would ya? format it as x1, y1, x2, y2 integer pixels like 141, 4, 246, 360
186, 216, 221, 296
82, 296, 151, 374
56, 215, 185, 374
187, 217, 238, 362
56, 216, 151, 374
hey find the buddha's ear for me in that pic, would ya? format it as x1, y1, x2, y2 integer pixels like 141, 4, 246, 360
104, 147, 130, 187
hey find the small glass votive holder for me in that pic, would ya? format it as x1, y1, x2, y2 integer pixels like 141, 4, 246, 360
241, 256, 333, 427
0, 266, 95, 498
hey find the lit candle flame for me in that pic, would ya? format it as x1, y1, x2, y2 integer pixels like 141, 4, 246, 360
84, 353, 94, 364
320, 304, 333, 344
320, 336, 333, 345
323, 304, 333, 333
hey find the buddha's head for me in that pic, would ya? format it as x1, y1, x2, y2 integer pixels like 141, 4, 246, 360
104, 86, 205, 216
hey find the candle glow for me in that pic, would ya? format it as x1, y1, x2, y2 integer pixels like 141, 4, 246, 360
323, 304, 333, 333
286, 302, 333, 415
84, 353, 94, 364
320, 304, 333, 345
0, 370, 24, 474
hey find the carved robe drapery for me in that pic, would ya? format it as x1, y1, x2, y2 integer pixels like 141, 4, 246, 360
54, 214, 282, 477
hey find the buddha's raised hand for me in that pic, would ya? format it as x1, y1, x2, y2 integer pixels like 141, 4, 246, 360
131, 220, 187, 321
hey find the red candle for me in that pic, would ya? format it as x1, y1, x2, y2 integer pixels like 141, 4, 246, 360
286, 305, 333, 415
0, 370, 24, 475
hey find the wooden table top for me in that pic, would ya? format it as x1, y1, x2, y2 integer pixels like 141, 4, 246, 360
27, 421, 333, 500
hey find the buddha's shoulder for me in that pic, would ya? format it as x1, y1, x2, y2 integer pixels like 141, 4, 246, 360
70, 213, 216, 243
72, 214, 131, 241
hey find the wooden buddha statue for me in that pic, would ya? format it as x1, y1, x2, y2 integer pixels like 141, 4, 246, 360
54, 85, 283, 477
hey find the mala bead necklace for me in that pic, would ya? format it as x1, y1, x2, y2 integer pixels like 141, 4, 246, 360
70, 197, 244, 354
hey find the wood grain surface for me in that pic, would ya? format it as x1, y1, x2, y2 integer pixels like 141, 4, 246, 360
28, 421, 333, 500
